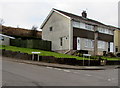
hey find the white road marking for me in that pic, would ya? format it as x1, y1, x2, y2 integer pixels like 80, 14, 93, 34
85, 74, 92, 76
63, 70, 70, 72
108, 79, 111, 81
46, 67, 53, 69
54, 68, 62, 70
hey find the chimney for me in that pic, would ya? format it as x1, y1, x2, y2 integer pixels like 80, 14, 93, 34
82, 11, 87, 18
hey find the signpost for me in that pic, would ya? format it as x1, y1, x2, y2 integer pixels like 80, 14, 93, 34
83, 54, 91, 66
32, 52, 41, 61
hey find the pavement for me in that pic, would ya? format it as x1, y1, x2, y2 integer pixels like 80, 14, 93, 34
2, 56, 119, 70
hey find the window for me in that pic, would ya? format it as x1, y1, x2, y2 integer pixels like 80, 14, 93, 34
98, 41, 105, 49
85, 39, 89, 47
73, 21, 80, 28
0, 36, 4, 41
98, 27, 113, 35
104, 29, 108, 33
85, 39, 93, 48
49, 27, 53, 31
91, 40, 94, 48
78, 39, 80, 43
73, 21, 94, 31
116, 48, 118, 52
85, 24, 94, 31
60, 38, 63, 46
109, 30, 113, 35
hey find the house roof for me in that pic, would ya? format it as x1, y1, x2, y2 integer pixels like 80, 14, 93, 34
41, 8, 119, 30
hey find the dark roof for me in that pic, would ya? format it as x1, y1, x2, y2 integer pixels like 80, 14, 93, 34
54, 8, 119, 29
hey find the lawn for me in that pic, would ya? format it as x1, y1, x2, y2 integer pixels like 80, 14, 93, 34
102, 57, 120, 61
1, 45, 120, 61
0, 45, 89, 60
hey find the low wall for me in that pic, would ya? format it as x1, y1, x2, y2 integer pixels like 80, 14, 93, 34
2, 50, 120, 66
41, 56, 101, 66
2, 49, 32, 60
106, 61, 120, 65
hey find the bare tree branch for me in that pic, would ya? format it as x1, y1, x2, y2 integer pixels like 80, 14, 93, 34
0, 18, 5, 25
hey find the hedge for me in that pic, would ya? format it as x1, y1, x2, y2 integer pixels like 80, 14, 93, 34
10, 38, 51, 51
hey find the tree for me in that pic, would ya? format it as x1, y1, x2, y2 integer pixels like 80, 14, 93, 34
31, 25, 38, 37
0, 18, 4, 32
0, 18, 4, 25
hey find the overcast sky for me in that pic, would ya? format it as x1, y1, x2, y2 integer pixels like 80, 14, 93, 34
0, 0, 119, 30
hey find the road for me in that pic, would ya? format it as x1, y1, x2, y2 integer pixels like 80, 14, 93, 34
2, 57, 118, 87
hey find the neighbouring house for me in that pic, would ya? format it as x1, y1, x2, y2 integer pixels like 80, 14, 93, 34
41, 8, 119, 56
114, 29, 120, 55
1, 25, 51, 51
0, 33, 15, 45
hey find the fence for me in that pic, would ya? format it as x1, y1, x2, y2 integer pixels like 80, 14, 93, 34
10, 38, 51, 51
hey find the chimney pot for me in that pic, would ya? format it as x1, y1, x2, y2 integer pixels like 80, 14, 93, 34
82, 11, 87, 18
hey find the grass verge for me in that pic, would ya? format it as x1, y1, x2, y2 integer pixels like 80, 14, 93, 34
1, 45, 120, 61
0, 45, 89, 60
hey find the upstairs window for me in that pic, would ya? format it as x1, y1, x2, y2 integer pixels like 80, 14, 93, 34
72, 21, 80, 28
49, 27, 53, 31
73, 21, 94, 31
85, 24, 94, 31
98, 27, 113, 35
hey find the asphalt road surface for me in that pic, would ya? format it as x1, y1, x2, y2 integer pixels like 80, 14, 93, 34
2, 57, 119, 87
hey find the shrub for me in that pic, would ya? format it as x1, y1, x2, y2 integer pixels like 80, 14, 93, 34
10, 39, 51, 51
116, 53, 120, 57
107, 52, 116, 57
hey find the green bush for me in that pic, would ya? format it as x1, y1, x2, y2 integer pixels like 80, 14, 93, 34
27, 40, 32, 48
10, 39, 51, 51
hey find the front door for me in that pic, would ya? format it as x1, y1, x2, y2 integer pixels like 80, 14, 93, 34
110, 42, 114, 52
77, 37, 81, 50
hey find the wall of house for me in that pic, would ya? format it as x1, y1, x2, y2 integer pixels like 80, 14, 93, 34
114, 30, 120, 53
42, 11, 72, 51
0, 36, 10, 45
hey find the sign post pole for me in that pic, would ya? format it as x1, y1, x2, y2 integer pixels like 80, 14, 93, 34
32, 52, 41, 61
83, 54, 91, 66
